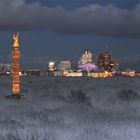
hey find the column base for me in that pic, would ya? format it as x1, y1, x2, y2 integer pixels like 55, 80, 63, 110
5, 94, 26, 100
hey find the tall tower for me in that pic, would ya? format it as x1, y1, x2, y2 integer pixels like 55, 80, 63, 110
6, 33, 25, 99
78, 51, 93, 65
98, 52, 111, 71
12, 33, 20, 95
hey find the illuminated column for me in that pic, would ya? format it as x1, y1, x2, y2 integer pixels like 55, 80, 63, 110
6, 33, 25, 99
12, 49, 20, 95
12, 33, 20, 95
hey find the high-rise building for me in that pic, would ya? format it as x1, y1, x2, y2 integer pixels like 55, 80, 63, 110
57, 60, 71, 72
98, 52, 112, 71
78, 51, 93, 65
98, 52, 119, 71
48, 61, 55, 71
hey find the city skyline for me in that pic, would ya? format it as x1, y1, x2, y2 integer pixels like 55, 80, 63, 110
0, 0, 139, 69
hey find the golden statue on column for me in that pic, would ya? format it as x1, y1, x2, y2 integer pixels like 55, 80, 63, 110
12, 33, 20, 95
13, 33, 19, 47
6, 33, 26, 99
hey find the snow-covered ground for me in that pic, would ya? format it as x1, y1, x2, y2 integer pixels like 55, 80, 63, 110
0, 76, 140, 140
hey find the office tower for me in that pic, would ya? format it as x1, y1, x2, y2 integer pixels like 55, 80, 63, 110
98, 52, 119, 71
98, 52, 111, 71
78, 51, 93, 65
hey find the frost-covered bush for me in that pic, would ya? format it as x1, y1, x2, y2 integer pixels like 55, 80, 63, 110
4, 128, 57, 140
118, 88, 138, 100
68, 90, 91, 105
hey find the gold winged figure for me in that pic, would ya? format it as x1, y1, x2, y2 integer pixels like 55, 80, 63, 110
13, 33, 19, 47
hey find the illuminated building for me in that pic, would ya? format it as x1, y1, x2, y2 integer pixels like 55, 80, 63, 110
6, 33, 25, 99
63, 70, 82, 77
110, 60, 119, 71
79, 63, 98, 72
98, 52, 112, 71
48, 62, 55, 71
0, 63, 12, 74
78, 51, 93, 65
122, 69, 136, 77
48, 61, 57, 76
98, 52, 119, 71
57, 60, 71, 72
88, 71, 113, 78
135, 71, 140, 77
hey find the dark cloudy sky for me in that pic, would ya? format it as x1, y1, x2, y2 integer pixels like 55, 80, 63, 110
0, 0, 140, 70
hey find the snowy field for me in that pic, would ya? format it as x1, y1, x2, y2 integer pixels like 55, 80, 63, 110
0, 76, 140, 140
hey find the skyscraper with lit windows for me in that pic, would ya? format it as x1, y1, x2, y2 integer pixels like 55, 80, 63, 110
78, 51, 93, 65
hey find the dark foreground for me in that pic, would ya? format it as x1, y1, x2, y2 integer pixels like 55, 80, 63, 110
0, 76, 140, 140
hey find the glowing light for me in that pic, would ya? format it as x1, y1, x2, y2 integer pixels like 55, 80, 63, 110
79, 63, 98, 71
95, 72, 113, 78
13, 33, 19, 48
12, 33, 20, 95
49, 62, 55, 65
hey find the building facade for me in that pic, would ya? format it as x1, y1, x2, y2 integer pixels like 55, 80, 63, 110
57, 60, 71, 72
48, 62, 55, 71
98, 52, 112, 71
78, 51, 93, 65
0, 63, 12, 74
98, 52, 119, 71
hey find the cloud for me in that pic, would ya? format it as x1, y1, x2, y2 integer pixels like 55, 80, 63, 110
0, 0, 140, 38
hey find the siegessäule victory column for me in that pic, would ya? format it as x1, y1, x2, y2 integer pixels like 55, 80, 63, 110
5, 33, 26, 99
